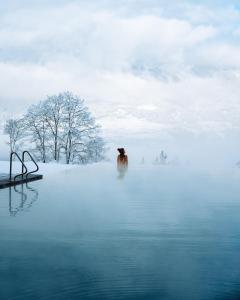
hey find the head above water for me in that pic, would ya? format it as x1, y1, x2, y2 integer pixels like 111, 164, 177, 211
117, 148, 126, 155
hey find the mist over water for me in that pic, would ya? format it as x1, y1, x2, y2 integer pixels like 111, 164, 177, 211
108, 130, 240, 171
1, 163, 240, 299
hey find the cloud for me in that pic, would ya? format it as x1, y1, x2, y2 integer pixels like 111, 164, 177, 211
0, 0, 240, 141
0, 4, 217, 70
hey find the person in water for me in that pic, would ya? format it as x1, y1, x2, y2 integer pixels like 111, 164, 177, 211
117, 148, 128, 178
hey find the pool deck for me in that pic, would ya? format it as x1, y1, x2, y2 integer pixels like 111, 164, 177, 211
0, 174, 43, 189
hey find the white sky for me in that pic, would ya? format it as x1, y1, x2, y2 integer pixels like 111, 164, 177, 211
0, 0, 240, 162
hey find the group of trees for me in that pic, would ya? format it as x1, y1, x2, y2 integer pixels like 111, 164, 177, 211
4, 91, 106, 164
154, 150, 168, 165
141, 151, 168, 165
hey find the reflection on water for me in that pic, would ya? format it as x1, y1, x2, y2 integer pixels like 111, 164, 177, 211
117, 165, 128, 179
8, 183, 39, 216
1, 165, 240, 300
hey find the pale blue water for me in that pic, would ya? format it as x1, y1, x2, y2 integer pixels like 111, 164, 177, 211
0, 164, 240, 300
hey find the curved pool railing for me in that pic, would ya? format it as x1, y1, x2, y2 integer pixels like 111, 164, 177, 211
22, 151, 39, 179
9, 152, 28, 182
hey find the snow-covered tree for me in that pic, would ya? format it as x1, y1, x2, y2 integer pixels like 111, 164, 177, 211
159, 150, 167, 164
25, 102, 50, 163
4, 118, 25, 155
60, 92, 101, 164
84, 136, 106, 163
4, 91, 106, 164
43, 94, 64, 161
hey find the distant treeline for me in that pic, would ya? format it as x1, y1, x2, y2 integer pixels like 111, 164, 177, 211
4, 91, 106, 164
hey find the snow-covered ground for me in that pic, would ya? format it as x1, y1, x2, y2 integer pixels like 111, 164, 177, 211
0, 160, 82, 177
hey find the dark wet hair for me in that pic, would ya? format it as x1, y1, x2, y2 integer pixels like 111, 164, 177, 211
118, 148, 125, 155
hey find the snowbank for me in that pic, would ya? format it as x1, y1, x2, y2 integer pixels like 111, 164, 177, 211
0, 160, 81, 177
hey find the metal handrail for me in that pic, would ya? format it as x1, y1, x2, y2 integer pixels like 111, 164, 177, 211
9, 152, 28, 182
22, 151, 39, 179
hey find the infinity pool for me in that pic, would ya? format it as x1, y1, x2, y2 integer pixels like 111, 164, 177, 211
0, 163, 240, 300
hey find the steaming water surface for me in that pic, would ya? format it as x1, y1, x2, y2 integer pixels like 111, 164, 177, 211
0, 163, 240, 300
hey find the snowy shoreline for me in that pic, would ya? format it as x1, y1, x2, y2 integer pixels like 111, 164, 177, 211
0, 160, 82, 177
